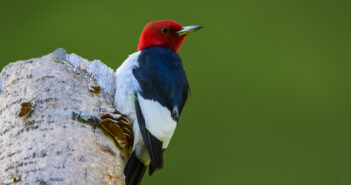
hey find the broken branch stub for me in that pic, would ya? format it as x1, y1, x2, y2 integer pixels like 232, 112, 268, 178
0, 49, 130, 185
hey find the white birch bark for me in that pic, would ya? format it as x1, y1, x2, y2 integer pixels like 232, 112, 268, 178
0, 49, 126, 185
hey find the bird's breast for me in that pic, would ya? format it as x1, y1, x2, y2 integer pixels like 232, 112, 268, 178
114, 51, 141, 121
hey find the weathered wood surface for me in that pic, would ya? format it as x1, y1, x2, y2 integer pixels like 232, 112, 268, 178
0, 49, 126, 185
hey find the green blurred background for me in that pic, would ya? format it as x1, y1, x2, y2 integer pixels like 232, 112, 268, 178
0, 0, 349, 184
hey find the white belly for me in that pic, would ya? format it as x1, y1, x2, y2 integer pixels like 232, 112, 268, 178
114, 51, 141, 122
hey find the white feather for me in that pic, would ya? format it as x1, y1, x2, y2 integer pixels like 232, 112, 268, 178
114, 51, 141, 122
114, 51, 147, 162
138, 96, 177, 149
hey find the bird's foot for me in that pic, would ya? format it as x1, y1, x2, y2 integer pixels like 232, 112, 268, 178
100, 108, 134, 154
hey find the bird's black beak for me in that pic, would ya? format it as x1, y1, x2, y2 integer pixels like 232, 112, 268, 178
176, 25, 202, 36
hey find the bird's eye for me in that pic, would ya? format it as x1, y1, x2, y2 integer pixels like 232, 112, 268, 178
161, 27, 169, 34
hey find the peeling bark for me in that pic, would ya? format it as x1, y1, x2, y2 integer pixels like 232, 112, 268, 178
0, 49, 126, 185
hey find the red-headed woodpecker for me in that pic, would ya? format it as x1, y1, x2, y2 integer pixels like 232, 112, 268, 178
114, 20, 202, 185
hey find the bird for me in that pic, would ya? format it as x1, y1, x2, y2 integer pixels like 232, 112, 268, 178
114, 20, 202, 185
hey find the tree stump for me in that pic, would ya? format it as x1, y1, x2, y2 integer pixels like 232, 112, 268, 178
0, 49, 127, 185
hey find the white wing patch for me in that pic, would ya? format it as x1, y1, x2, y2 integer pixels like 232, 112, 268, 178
138, 95, 177, 149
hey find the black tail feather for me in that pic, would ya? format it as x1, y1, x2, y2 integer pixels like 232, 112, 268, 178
124, 151, 146, 185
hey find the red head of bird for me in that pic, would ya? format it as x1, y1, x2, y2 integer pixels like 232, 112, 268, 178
138, 20, 202, 52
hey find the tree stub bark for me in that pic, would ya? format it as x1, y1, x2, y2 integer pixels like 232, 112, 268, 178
0, 49, 127, 185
